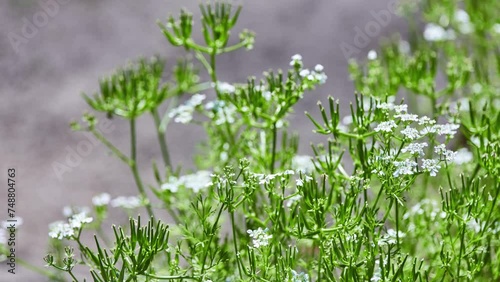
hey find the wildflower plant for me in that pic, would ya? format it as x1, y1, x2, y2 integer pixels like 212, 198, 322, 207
1, 0, 491, 281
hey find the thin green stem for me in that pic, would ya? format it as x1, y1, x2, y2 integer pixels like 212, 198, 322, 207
143, 273, 197, 280
395, 201, 400, 249
220, 41, 248, 53
230, 210, 244, 279
130, 119, 155, 218
200, 203, 225, 275
270, 122, 277, 174
152, 109, 172, 168
90, 128, 130, 165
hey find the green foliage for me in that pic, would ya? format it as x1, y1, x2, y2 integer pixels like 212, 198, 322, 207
14, 0, 499, 281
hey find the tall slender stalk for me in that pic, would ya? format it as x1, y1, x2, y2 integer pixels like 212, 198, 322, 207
270, 122, 277, 174
152, 109, 172, 168
130, 119, 155, 218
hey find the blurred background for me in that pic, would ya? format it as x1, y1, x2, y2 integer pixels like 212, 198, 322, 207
0, 0, 406, 280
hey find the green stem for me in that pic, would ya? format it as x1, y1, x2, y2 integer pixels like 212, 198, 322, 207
270, 122, 277, 174
395, 201, 400, 249
152, 109, 172, 168
143, 273, 197, 280
200, 203, 225, 275
230, 210, 244, 279
130, 119, 155, 218
90, 128, 130, 165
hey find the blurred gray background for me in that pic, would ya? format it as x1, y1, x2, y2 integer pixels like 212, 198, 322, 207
0, 0, 405, 280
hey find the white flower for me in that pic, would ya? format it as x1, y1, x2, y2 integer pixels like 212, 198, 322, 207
110, 196, 142, 209
367, 50, 378, 60
418, 116, 435, 125
259, 173, 277, 185
49, 221, 74, 240
62, 206, 90, 217
455, 9, 474, 34
247, 227, 272, 248
211, 104, 237, 125
467, 218, 484, 233
434, 144, 447, 154
393, 159, 417, 177
296, 179, 304, 187
168, 94, 206, 124
290, 270, 310, 282
292, 155, 315, 173
69, 212, 93, 229
420, 125, 437, 135
393, 104, 408, 114
92, 193, 111, 206
375, 120, 397, 133
377, 102, 395, 111
169, 104, 194, 124
423, 23, 455, 41
434, 144, 456, 162
215, 82, 235, 93
395, 113, 419, 122
401, 126, 421, 140
179, 171, 212, 193
189, 93, 206, 105
314, 64, 324, 72
435, 123, 460, 137
453, 148, 473, 165
401, 142, 428, 156
313, 72, 328, 84
290, 54, 303, 66
299, 69, 310, 77
421, 159, 441, 176
262, 91, 272, 101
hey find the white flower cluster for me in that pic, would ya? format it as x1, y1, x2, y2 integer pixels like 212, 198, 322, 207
253, 170, 295, 185
214, 81, 236, 94
378, 229, 406, 246
373, 101, 463, 177
92, 193, 111, 206
168, 94, 206, 124
62, 206, 91, 217
454, 9, 474, 34
290, 270, 310, 282
205, 100, 237, 125
247, 227, 272, 248
110, 196, 143, 209
290, 54, 327, 85
423, 9, 474, 42
161, 170, 212, 193
49, 212, 93, 240
423, 23, 456, 42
